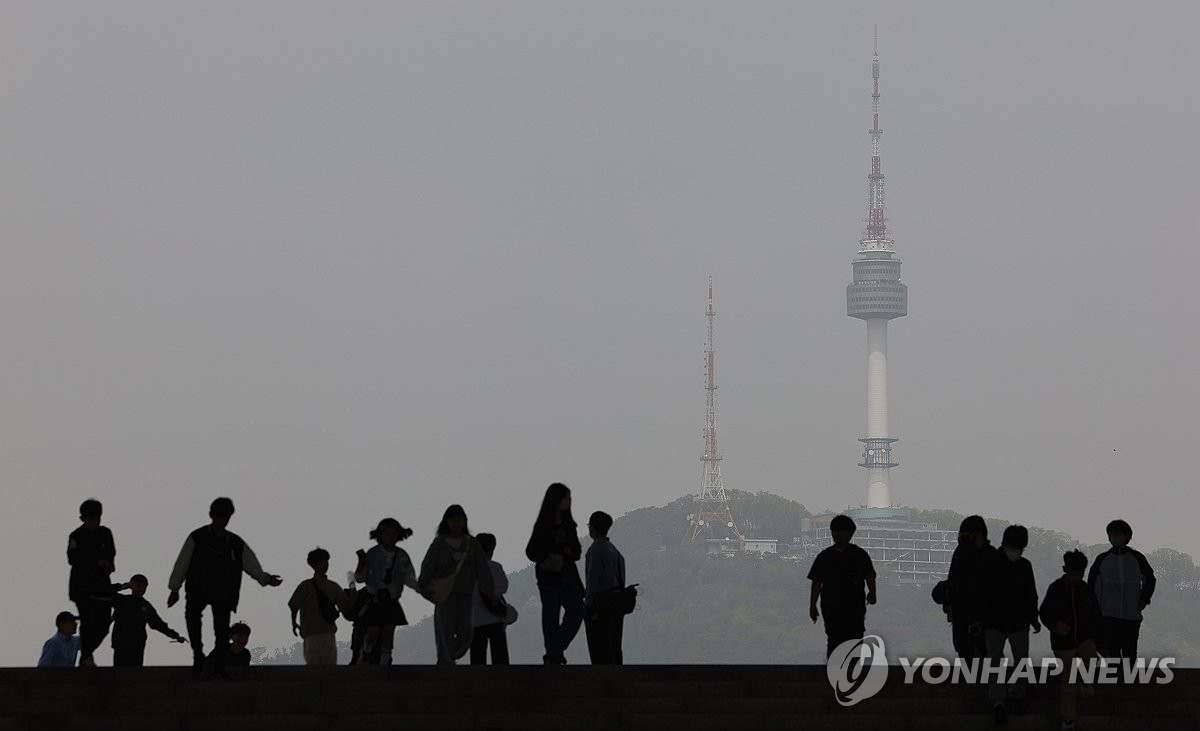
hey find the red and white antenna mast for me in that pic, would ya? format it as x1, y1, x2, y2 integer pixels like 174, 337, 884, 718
687, 278, 744, 543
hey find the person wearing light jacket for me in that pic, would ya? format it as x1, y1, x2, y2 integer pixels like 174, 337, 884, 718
1087, 519, 1156, 667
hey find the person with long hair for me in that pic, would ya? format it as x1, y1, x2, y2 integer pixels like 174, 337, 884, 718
354, 518, 418, 665
525, 483, 584, 664
418, 505, 497, 665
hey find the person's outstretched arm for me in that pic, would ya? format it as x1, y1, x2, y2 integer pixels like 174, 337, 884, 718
145, 604, 183, 641
242, 544, 281, 586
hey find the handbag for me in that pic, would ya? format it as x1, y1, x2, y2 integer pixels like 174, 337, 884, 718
426, 541, 471, 605
504, 604, 519, 625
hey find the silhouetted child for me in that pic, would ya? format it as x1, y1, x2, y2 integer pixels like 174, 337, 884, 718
947, 515, 995, 662
205, 622, 252, 677
808, 514, 877, 658
1087, 519, 1156, 669
111, 574, 186, 667
67, 499, 117, 667
584, 511, 627, 665
470, 533, 511, 665
982, 525, 1040, 724
38, 611, 81, 668
288, 548, 350, 665
1039, 550, 1101, 731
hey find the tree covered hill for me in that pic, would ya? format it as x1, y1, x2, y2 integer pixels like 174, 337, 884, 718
258, 492, 1200, 665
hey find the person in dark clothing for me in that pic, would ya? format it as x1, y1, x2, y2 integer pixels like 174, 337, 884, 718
206, 622, 253, 675
808, 515, 877, 658
67, 499, 117, 667
111, 574, 186, 666
167, 498, 282, 675
947, 515, 995, 662
470, 533, 511, 666
584, 511, 627, 665
525, 483, 585, 665
1040, 551, 1102, 731
982, 525, 1041, 724
1087, 519, 1156, 669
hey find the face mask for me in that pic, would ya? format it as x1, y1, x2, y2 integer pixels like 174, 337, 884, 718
1004, 548, 1022, 562
1110, 536, 1128, 549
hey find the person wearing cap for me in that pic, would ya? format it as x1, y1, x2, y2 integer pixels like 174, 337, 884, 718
111, 574, 186, 667
38, 612, 81, 668
66, 498, 117, 667
166, 497, 282, 675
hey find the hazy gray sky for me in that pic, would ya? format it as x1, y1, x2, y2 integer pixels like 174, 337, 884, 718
3, 2, 1197, 664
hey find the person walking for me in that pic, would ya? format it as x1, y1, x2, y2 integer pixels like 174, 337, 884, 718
67, 499, 117, 667
525, 483, 584, 665
111, 574, 186, 666
418, 505, 496, 665
167, 497, 282, 676
288, 548, 351, 666
982, 525, 1040, 724
354, 518, 418, 666
808, 514, 877, 658
1088, 519, 1156, 670
1040, 551, 1102, 731
947, 515, 995, 662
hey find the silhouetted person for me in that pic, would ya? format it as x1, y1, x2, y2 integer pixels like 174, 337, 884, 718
167, 497, 282, 676
38, 612, 81, 668
111, 574, 186, 667
354, 518, 418, 665
808, 514, 877, 658
470, 533, 510, 665
418, 505, 497, 665
982, 525, 1040, 724
205, 622, 253, 677
289, 548, 351, 666
1087, 519, 1156, 670
67, 499, 117, 667
1040, 551, 1102, 731
584, 511, 627, 665
526, 483, 585, 665
947, 515, 995, 662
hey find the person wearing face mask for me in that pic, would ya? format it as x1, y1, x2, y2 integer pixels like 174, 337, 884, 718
1086, 519, 1156, 670
982, 525, 1040, 725
946, 515, 995, 662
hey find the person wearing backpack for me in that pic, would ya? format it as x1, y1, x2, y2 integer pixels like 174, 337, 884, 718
288, 547, 351, 665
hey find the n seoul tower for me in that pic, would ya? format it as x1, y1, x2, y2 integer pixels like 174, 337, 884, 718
846, 28, 908, 508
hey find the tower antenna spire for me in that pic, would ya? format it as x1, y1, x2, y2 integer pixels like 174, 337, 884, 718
686, 278, 744, 545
